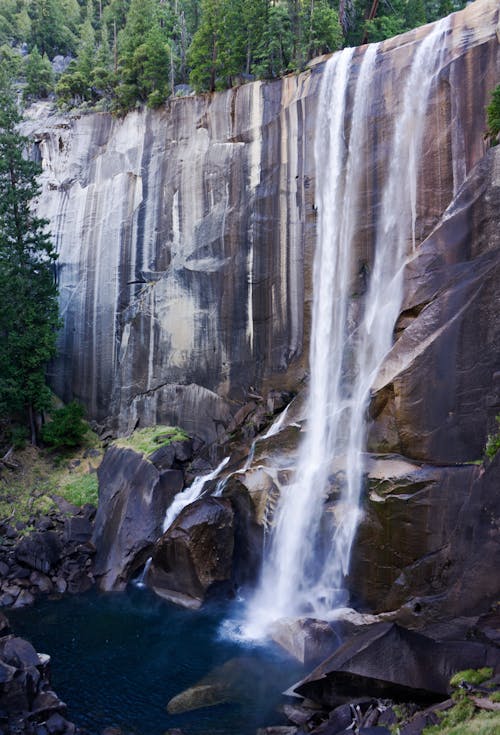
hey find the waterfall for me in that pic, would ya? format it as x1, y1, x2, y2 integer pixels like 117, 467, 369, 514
162, 456, 230, 533
243, 19, 450, 635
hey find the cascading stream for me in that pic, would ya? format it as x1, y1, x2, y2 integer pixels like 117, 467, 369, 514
243, 18, 450, 636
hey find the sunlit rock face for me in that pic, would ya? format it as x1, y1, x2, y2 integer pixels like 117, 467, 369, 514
24, 0, 498, 446
26, 77, 317, 443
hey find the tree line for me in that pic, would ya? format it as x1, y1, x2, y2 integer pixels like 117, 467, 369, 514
0, 0, 466, 112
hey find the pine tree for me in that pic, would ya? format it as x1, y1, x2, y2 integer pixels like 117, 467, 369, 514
29, 0, 77, 57
24, 46, 54, 101
253, 3, 293, 79
115, 0, 171, 110
0, 77, 60, 444
303, 0, 343, 62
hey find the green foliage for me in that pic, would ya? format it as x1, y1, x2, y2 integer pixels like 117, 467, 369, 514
59, 472, 98, 506
0, 76, 60, 442
187, 0, 227, 93
253, 3, 293, 79
423, 711, 500, 735
9, 423, 29, 450
486, 85, 500, 146
114, 425, 189, 457
29, 0, 78, 57
0, 43, 23, 78
485, 415, 500, 460
114, 0, 171, 111
449, 668, 493, 688
23, 46, 54, 101
303, 0, 343, 61
0, 0, 471, 105
423, 668, 499, 735
41, 401, 88, 449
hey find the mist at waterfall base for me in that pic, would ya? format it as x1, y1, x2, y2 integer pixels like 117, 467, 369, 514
9, 589, 304, 735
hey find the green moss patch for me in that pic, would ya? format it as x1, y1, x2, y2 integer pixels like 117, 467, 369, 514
424, 711, 500, 735
113, 425, 189, 458
449, 668, 493, 688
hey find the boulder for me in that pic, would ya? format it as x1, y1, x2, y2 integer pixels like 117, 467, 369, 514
269, 617, 338, 664
92, 446, 183, 590
149, 496, 234, 608
15, 532, 62, 575
292, 623, 500, 708
0, 633, 78, 734
0, 637, 40, 669
63, 516, 93, 544
166, 656, 263, 713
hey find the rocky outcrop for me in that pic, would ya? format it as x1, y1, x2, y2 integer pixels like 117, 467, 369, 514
148, 479, 262, 607
0, 502, 95, 607
0, 619, 82, 734
149, 496, 235, 608
292, 623, 500, 707
92, 445, 184, 590
22, 0, 499, 445
369, 146, 500, 464
350, 452, 500, 619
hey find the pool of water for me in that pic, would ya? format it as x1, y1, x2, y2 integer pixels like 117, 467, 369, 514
8, 589, 304, 735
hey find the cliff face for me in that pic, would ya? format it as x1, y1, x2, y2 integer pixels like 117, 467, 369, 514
25, 0, 498, 449
26, 75, 318, 443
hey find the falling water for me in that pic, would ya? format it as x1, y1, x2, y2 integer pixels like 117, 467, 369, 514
244, 19, 450, 634
162, 456, 230, 533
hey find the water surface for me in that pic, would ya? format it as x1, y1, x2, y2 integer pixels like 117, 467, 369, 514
9, 589, 303, 735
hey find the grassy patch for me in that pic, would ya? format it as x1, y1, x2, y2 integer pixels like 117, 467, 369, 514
423, 667, 499, 735
424, 711, 500, 735
0, 435, 103, 526
58, 474, 98, 506
449, 668, 493, 688
113, 425, 189, 457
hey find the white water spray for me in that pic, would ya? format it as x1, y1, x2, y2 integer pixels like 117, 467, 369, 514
244, 20, 450, 635
162, 456, 230, 533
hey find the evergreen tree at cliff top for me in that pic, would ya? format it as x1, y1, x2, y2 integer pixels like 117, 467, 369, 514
0, 77, 60, 445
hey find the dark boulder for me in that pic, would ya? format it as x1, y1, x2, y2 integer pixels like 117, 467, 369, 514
149, 496, 234, 608
147, 444, 176, 470
63, 516, 93, 545
93, 446, 183, 590
0, 633, 80, 734
221, 480, 263, 589
15, 533, 62, 575
292, 623, 500, 708
0, 637, 40, 669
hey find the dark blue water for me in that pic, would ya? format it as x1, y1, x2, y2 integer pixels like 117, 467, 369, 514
8, 589, 304, 735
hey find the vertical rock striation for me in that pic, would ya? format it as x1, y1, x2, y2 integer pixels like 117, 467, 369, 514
23, 0, 498, 448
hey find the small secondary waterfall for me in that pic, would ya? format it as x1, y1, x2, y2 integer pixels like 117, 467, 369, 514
244, 19, 450, 634
162, 456, 231, 533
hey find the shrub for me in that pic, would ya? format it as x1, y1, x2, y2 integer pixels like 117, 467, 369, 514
41, 401, 88, 449
9, 424, 29, 450
486, 84, 500, 146
485, 415, 500, 460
